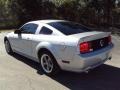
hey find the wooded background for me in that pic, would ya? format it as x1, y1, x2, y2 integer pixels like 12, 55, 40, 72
0, 0, 120, 29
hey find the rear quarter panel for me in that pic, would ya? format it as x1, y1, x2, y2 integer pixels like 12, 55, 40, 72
31, 35, 78, 62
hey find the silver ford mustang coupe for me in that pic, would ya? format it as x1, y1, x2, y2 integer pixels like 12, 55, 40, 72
4, 20, 114, 76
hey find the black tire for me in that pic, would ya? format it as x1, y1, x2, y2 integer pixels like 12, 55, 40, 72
5, 40, 13, 54
39, 50, 60, 76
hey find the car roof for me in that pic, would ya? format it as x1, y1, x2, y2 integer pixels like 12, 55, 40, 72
28, 20, 66, 24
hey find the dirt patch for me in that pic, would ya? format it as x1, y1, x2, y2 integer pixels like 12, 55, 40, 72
0, 29, 14, 32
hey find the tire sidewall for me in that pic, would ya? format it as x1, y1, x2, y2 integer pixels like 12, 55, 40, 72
39, 50, 60, 76
5, 40, 13, 54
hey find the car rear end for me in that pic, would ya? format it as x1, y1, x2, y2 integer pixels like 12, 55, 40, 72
68, 31, 114, 72
48, 21, 114, 73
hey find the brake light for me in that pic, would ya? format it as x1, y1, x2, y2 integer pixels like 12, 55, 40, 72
80, 42, 92, 54
108, 35, 111, 44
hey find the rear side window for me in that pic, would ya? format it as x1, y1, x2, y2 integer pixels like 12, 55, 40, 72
20, 23, 38, 34
40, 27, 53, 35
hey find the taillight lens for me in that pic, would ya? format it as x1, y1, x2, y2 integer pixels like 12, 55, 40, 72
108, 35, 111, 44
80, 42, 92, 54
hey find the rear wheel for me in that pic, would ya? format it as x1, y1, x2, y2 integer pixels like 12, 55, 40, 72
5, 40, 13, 54
39, 50, 60, 76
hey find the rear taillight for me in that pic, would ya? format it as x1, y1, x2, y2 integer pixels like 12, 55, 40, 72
108, 35, 111, 44
80, 42, 92, 54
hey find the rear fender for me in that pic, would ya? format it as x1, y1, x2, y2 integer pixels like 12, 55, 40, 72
36, 42, 60, 61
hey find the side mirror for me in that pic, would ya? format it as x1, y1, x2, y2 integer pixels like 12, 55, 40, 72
14, 29, 21, 34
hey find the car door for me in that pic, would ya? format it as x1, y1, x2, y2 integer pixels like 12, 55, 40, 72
13, 23, 38, 56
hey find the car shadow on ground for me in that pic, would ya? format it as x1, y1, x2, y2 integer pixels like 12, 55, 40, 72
12, 53, 120, 90
12, 53, 44, 75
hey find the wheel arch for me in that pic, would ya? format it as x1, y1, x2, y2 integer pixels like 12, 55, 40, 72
36, 42, 59, 59
37, 46, 59, 62
37, 48, 54, 58
4, 37, 8, 43
37, 47, 61, 68
36, 42, 61, 68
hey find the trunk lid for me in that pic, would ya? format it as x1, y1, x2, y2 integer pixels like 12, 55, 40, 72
69, 31, 111, 54
69, 31, 111, 42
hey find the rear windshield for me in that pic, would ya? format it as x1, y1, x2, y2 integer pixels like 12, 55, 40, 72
48, 21, 91, 35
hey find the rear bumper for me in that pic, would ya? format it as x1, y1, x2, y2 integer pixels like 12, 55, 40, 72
79, 56, 112, 72
61, 44, 114, 72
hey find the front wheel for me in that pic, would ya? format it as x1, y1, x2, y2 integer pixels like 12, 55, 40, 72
39, 51, 60, 76
5, 40, 13, 54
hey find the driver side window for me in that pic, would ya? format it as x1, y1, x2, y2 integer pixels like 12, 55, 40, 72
20, 23, 38, 34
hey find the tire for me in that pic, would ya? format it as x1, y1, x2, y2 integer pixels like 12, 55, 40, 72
39, 50, 60, 76
5, 40, 13, 54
